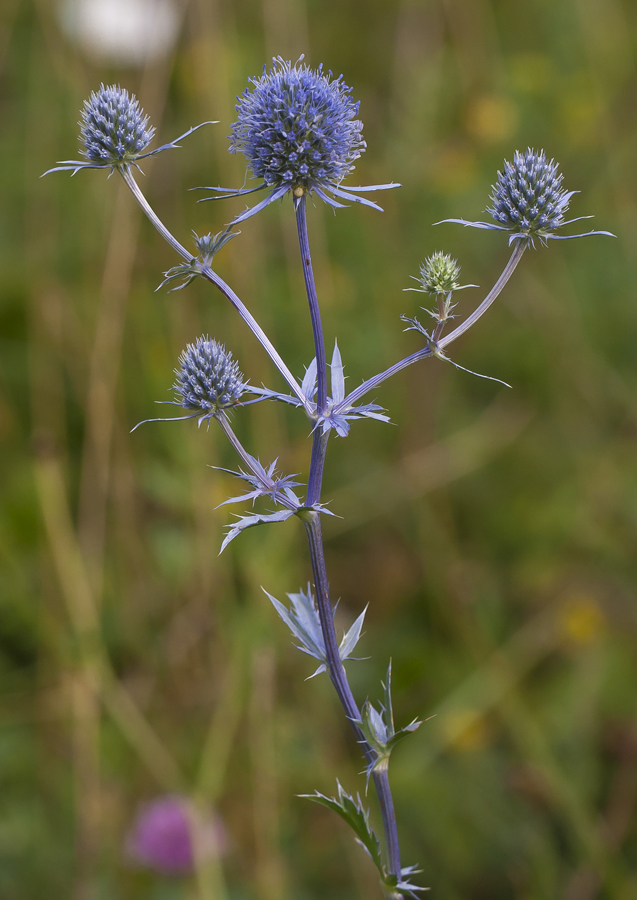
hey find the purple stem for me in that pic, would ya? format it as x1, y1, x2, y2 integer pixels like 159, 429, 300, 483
296, 197, 328, 415
297, 201, 402, 878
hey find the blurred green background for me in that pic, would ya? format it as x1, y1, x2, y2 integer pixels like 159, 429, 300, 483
1, 0, 637, 897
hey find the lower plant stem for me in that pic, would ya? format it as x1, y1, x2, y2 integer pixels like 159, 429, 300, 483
304, 440, 402, 880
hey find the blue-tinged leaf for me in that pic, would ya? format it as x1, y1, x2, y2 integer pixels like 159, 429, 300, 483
230, 185, 289, 224
313, 186, 349, 209
339, 604, 368, 661
325, 184, 384, 211
336, 182, 401, 192
220, 508, 296, 552
248, 385, 303, 407
263, 584, 327, 665
302, 358, 318, 403
330, 340, 345, 404
385, 719, 422, 751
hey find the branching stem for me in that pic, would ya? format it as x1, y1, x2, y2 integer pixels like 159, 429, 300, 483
338, 240, 527, 409
120, 168, 307, 408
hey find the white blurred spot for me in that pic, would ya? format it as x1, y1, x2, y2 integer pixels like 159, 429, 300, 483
60, 0, 180, 66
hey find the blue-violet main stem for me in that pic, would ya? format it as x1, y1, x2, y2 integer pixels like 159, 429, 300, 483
296, 196, 328, 415
297, 201, 402, 878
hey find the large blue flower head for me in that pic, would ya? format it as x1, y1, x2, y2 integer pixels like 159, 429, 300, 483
231, 57, 365, 192
198, 57, 398, 221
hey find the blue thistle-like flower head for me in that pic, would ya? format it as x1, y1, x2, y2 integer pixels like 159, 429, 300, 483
80, 84, 155, 166
44, 85, 213, 177
231, 57, 364, 192
196, 57, 398, 221
487, 149, 573, 239
174, 337, 246, 414
438, 148, 613, 245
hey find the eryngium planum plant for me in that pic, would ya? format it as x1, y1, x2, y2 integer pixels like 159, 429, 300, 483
46, 66, 612, 897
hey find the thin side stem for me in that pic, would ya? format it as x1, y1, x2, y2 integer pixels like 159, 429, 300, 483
339, 240, 527, 409
296, 197, 328, 414
120, 168, 307, 408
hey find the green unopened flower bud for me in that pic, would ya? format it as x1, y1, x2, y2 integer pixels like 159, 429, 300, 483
418, 251, 461, 295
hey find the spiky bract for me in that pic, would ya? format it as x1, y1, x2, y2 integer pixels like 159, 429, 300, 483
487, 149, 572, 238
80, 84, 155, 166
230, 57, 365, 193
174, 338, 245, 414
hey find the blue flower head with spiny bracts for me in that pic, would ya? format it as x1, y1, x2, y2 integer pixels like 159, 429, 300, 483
196, 57, 399, 222
44, 84, 214, 176
174, 337, 246, 415
441, 148, 613, 245
80, 84, 155, 166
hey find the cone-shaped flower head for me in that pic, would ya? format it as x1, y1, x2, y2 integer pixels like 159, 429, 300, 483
418, 252, 462, 295
487, 149, 573, 239
173, 337, 245, 414
439, 147, 612, 244
231, 57, 365, 193
80, 84, 155, 166
45, 84, 211, 176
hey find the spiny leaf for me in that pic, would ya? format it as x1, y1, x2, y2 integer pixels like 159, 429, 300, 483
301, 782, 384, 876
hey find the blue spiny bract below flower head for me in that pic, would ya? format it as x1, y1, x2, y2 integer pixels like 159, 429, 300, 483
80, 84, 155, 167
174, 338, 245, 414
487, 148, 573, 239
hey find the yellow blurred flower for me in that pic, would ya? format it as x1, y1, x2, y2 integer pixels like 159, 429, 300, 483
559, 595, 606, 646
442, 709, 491, 752
465, 96, 518, 144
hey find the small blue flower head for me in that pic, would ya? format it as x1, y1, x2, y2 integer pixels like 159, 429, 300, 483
439, 148, 613, 245
80, 84, 155, 166
197, 57, 398, 222
174, 337, 246, 414
487, 149, 572, 238
44, 85, 213, 176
